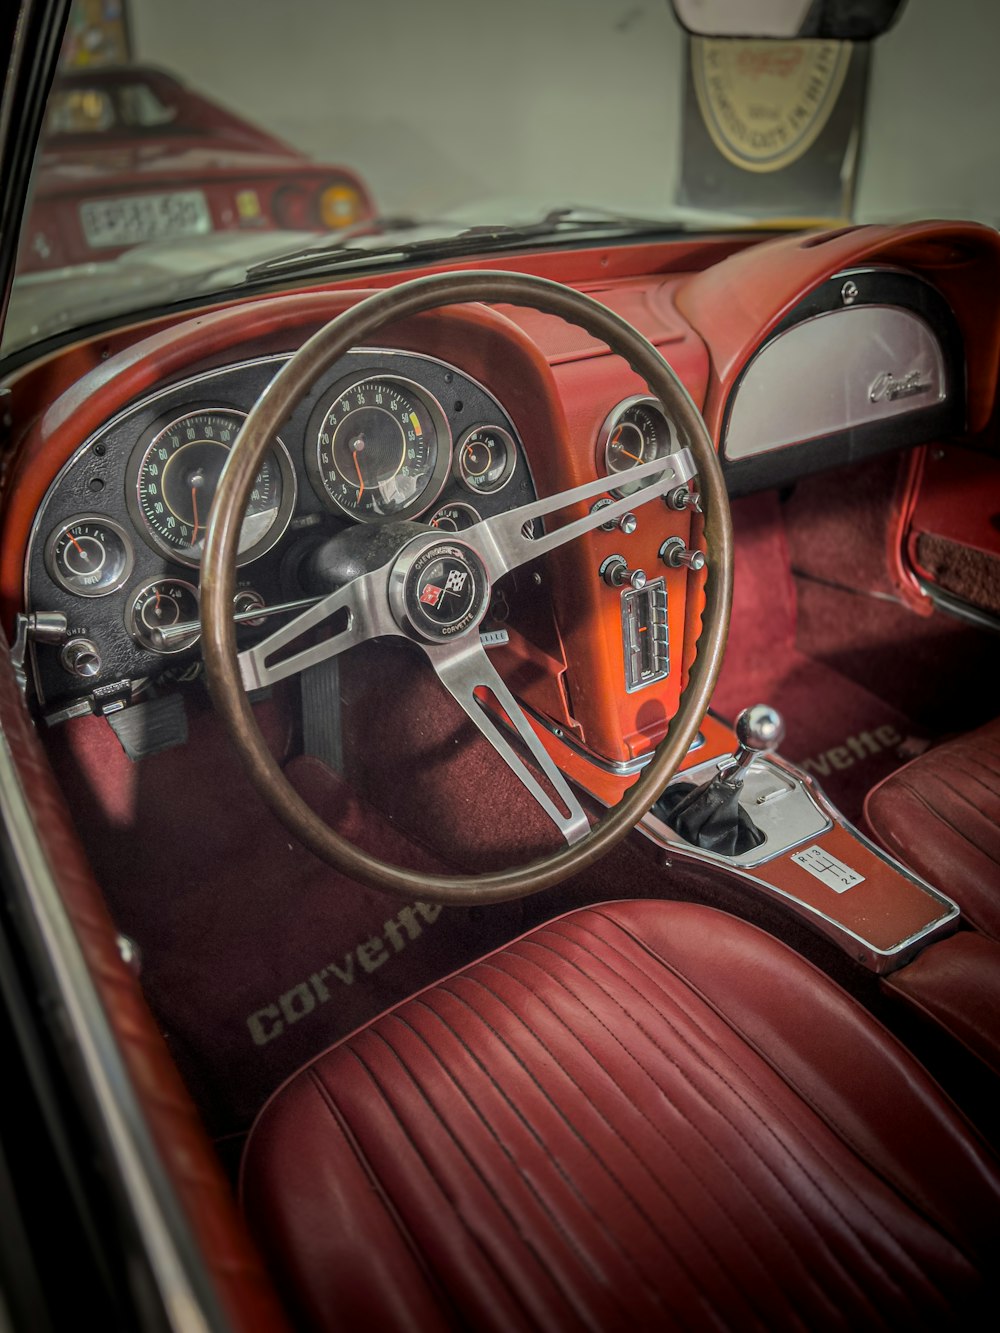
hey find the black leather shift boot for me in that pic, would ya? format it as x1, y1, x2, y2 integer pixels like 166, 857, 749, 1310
654, 778, 766, 857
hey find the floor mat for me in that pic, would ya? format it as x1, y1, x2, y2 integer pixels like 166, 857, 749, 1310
47, 700, 528, 1137
711, 494, 927, 821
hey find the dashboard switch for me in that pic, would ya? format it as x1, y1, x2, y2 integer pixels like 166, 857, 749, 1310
600, 554, 647, 590
659, 536, 706, 572
61, 637, 102, 679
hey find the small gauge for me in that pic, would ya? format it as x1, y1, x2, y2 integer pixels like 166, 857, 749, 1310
45, 515, 133, 596
129, 408, 296, 566
598, 396, 674, 483
428, 501, 482, 532
456, 425, 517, 495
128, 579, 200, 654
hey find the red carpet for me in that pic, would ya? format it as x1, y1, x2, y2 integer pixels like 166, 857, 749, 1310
712, 494, 926, 821
47, 699, 528, 1136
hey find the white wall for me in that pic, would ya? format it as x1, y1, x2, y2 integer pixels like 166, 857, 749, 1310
129, 0, 1000, 226
130, 0, 685, 219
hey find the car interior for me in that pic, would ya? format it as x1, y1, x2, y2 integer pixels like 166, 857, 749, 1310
2, 0, 1000, 1328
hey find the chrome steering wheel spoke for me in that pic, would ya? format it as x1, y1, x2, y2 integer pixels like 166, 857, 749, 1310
426, 637, 591, 845
237, 566, 398, 690
469, 447, 697, 581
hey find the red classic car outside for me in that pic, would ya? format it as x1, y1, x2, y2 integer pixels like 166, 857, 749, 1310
18, 64, 375, 272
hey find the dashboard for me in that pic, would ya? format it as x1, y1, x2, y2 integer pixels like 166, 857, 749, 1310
7, 219, 998, 781
25, 347, 539, 712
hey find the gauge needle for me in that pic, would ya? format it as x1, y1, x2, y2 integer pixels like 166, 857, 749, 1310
191, 485, 201, 543
351, 436, 366, 500
611, 427, 642, 464
66, 532, 88, 561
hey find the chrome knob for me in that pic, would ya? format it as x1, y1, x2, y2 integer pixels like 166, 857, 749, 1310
234, 588, 267, 627
617, 512, 638, 535
665, 485, 702, 514
600, 554, 647, 590
718, 704, 785, 787
60, 637, 101, 678
659, 536, 706, 571
735, 704, 785, 754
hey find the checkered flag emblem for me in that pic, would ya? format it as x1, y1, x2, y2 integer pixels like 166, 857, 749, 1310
444, 569, 468, 595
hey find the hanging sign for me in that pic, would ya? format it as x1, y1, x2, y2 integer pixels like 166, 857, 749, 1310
678, 37, 869, 221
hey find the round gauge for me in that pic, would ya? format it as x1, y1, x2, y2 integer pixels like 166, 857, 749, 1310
130, 408, 295, 566
598, 396, 674, 481
311, 375, 450, 522
456, 425, 516, 495
428, 501, 482, 532
128, 579, 200, 654
45, 515, 133, 597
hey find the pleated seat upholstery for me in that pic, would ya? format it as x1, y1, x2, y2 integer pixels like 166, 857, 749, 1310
241, 900, 1000, 1330
865, 718, 1000, 939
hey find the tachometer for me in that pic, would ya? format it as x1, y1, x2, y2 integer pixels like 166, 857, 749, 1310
129, 408, 295, 566
310, 375, 450, 521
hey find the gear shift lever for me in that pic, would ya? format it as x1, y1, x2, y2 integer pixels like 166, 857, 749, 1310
717, 705, 785, 787
653, 703, 784, 857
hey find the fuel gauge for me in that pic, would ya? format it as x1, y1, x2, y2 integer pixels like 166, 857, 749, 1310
46, 515, 133, 597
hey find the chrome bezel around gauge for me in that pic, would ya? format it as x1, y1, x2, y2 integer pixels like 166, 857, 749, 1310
455, 424, 517, 496
126, 405, 297, 568
597, 395, 676, 493
308, 373, 452, 523
44, 514, 134, 597
127, 578, 201, 654
427, 501, 483, 532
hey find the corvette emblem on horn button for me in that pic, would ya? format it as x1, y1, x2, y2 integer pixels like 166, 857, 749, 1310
397, 539, 492, 642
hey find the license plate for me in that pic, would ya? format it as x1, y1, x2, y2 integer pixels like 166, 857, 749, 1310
80, 191, 212, 248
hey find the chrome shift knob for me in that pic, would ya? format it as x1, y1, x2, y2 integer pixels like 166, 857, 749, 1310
718, 704, 785, 787
735, 705, 785, 754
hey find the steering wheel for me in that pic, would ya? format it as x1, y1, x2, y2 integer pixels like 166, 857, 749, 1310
201, 271, 732, 904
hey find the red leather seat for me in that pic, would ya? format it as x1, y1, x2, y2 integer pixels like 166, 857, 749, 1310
865, 718, 1000, 940
241, 901, 1000, 1329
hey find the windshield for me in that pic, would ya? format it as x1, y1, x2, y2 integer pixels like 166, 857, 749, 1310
5, 0, 1000, 355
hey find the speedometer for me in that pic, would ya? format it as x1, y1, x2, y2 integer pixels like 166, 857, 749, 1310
129, 408, 296, 566
309, 374, 451, 522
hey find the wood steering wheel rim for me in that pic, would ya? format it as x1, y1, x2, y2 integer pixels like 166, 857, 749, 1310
201, 270, 733, 904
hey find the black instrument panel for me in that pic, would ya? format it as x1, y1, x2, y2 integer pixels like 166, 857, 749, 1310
26, 348, 535, 710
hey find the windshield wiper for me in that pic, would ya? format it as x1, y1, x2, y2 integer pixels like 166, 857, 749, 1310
243, 208, 682, 282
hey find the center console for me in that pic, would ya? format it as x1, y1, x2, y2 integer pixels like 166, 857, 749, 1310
639, 709, 959, 974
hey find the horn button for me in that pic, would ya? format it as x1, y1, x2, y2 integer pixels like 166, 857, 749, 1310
390, 536, 492, 643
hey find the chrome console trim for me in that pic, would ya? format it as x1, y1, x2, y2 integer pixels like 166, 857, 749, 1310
639, 751, 959, 974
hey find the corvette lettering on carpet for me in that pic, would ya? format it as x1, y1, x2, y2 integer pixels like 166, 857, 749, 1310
799, 724, 902, 779
246, 900, 444, 1046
